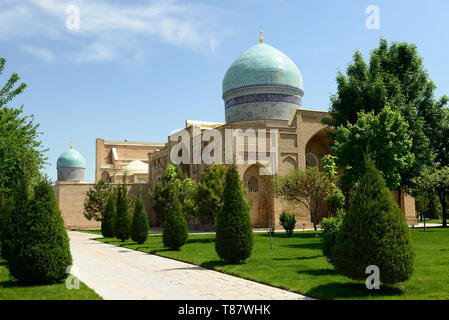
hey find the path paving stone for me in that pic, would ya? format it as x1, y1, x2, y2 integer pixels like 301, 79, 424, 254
68, 231, 311, 300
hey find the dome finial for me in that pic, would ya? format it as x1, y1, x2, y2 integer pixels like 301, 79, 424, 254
70, 138, 72, 149
259, 26, 263, 43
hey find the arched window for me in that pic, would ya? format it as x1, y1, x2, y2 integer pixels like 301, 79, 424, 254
101, 171, 111, 183
306, 153, 319, 168
248, 176, 258, 192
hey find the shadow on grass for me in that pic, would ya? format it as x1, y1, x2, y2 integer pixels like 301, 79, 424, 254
200, 260, 232, 269
298, 268, 336, 276
273, 255, 322, 262
281, 242, 323, 250
306, 282, 403, 299
148, 248, 171, 254
185, 238, 215, 245
258, 232, 320, 240
0, 277, 66, 289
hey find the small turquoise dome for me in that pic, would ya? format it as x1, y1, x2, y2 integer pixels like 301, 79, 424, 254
57, 149, 86, 169
222, 43, 303, 94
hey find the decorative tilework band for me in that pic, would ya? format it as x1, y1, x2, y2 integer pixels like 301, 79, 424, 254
225, 93, 302, 109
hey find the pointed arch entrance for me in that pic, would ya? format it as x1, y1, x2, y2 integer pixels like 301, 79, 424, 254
243, 164, 271, 227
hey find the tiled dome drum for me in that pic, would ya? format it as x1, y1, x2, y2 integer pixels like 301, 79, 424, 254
222, 43, 304, 123
57, 148, 86, 182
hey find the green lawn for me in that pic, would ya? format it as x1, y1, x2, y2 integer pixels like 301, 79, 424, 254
416, 219, 443, 224
94, 228, 449, 300
0, 258, 102, 300
73, 229, 161, 235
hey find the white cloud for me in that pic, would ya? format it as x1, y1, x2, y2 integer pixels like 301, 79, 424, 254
74, 43, 116, 63
21, 45, 55, 62
0, 0, 223, 63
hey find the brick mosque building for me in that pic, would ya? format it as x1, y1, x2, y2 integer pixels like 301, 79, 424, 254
55, 36, 417, 230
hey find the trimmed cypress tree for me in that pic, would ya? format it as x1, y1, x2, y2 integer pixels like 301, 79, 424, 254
0, 188, 13, 259
101, 195, 115, 238
8, 179, 72, 284
333, 159, 415, 285
215, 164, 253, 264
131, 196, 150, 244
115, 183, 131, 241
1, 170, 29, 261
162, 197, 188, 250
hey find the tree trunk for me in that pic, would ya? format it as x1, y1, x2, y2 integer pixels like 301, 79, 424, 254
397, 188, 402, 209
312, 214, 317, 231
442, 190, 447, 228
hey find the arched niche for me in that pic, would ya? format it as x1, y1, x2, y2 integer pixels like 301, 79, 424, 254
281, 156, 297, 175
305, 128, 332, 170
243, 164, 270, 227
101, 171, 111, 183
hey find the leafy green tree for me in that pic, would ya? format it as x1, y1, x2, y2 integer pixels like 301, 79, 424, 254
84, 179, 113, 221
274, 167, 333, 231
131, 195, 150, 244
279, 211, 296, 237
0, 58, 27, 109
324, 39, 449, 189
196, 164, 227, 224
333, 159, 414, 285
412, 166, 449, 227
322, 155, 345, 213
162, 197, 188, 250
151, 164, 195, 224
101, 195, 116, 238
430, 167, 449, 227
0, 188, 13, 257
215, 164, 253, 264
115, 183, 131, 241
8, 178, 72, 284
320, 209, 345, 266
0, 58, 46, 198
415, 194, 441, 221
332, 107, 414, 191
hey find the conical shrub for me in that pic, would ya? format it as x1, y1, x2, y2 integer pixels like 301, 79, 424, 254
0, 188, 13, 259
333, 159, 415, 285
115, 184, 131, 241
101, 195, 115, 238
8, 179, 72, 284
0, 179, 28, 260
215, 164, 253, 264
131, 196, 149, 244
163, 197, 188, 250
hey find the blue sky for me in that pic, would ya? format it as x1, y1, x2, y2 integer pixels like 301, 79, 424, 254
1, 0, 448, 183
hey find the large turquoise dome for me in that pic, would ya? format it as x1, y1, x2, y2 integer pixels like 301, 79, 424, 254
222, 43, 303, 94
57, 149, 86, 169
222, 42, 304, 123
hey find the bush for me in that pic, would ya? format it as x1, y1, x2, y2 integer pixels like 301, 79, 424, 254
8, 179, 72, 284
84, 179, 113, 221
115, 183, 131, 241
332, 159, 415, 285
279, 211, 296, 237
196, 164, 227, 224
131, 196, 150, 244
415, 194, 441, 220
163, 198, 188, 250
215, 164, 253, 264
101, 195, 115, 238
320, 209, 345, 266
151, 165, 195, 224
0, 188, 12, 258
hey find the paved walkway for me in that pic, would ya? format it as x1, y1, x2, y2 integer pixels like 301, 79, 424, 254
68, 231, 310, 300
413, 223, 443, 228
